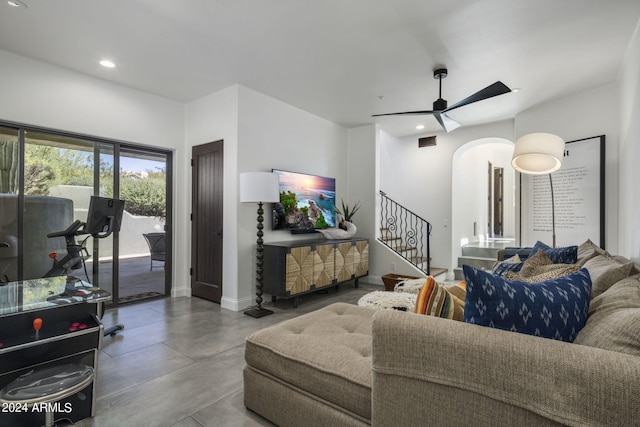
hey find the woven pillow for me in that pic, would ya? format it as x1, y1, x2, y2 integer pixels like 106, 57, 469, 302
531, 241, 578, 264
415, 277, 466, 321
504, 264, 581, 283
574, 275, 640, 356
517, 249, 553, 276
505, 250, 581, 282
463, 265, 592, 342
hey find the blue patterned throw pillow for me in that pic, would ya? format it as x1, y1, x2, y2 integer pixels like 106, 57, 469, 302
531, 241, 578, 264
463, 265, 592, 342
492, 259, 524, 276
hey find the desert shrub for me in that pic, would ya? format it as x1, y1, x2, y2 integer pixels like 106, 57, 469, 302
117, 177, 166, 218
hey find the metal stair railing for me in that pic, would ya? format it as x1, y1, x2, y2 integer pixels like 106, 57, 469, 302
378, 191, 432, 275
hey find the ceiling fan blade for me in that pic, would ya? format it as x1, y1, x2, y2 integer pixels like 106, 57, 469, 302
372, 110, 438, 117
434, 113, 461, 133
444, 81, 511, 113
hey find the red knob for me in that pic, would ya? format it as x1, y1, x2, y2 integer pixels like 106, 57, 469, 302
48, 252, 57, 259
33, 318, 43, 331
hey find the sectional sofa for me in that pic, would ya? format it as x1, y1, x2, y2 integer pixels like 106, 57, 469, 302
243, 240, 640, 426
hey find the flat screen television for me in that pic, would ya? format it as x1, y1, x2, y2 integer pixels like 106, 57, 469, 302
271, 169, 336, 233
84, 196, 125, 238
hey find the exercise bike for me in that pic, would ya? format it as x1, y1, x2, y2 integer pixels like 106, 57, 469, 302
44, 197, 125, 337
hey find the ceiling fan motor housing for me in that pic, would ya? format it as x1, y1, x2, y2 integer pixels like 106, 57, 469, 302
433, 98, 447, 110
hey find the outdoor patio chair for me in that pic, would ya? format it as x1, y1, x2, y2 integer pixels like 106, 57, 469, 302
143, 232, 165, 271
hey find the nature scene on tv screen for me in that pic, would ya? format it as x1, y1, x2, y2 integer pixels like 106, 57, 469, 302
272, 170, 336, 231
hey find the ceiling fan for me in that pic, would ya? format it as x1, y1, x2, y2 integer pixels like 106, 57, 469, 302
373, 68, 511, 132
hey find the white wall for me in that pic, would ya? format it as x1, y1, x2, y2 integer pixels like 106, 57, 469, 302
378, 120, 514, 278
618, 19, 640, 263
346, 125, 379, 281
183, 85, 240, 300
233, 86, 349, 310
0, 50, 184, 148
515, 83, 620, 253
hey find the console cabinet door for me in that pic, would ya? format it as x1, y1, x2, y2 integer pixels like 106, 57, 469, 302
285, 246, 314, 295
313, 243, 335, 288
335, 241, 355, 282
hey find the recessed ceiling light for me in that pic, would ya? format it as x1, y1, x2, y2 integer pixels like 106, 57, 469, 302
7, 0, 28, 8
511, 88, 521, 93
416, 125, 425, 130
100, 60, 116, 68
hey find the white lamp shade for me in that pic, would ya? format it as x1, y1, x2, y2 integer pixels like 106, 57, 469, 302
512, 133, 565, 175
239, 172, 280, 203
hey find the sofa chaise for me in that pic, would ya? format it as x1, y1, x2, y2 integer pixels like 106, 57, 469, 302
244, 241, 640, 426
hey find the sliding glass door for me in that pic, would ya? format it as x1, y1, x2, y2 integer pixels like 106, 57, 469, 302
0, 123, 172, 306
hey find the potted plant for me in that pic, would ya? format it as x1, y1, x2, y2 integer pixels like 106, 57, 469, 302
335, 199, 361, 222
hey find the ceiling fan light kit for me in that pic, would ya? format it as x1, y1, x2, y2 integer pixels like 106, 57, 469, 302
373, 67, 512, 133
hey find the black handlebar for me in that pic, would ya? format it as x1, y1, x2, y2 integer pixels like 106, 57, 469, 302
47, 220, 86, 238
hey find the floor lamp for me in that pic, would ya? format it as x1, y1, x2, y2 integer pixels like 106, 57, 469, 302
512, 133, 565, 248
240, 171, 280, 318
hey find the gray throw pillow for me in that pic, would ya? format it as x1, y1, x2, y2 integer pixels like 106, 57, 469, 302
583, 253, 634, 298
574, 275, 640, 356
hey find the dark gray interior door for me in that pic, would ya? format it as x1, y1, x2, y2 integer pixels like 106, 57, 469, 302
191, 140, 223, 302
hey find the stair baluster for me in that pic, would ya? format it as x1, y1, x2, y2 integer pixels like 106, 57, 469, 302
379, 191, 432, 275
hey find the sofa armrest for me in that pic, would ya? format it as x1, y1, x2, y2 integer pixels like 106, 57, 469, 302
372, 310, 640, 427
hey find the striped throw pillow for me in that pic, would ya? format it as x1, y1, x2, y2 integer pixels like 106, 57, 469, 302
415, 277, 466, 321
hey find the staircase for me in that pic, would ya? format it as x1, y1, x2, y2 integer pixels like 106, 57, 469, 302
453, 239, 514, 280
378, 191, 446, 277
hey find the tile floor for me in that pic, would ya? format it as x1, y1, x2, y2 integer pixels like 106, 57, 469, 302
66, 281, 381, 427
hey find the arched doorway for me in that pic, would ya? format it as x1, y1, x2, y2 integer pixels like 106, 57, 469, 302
450, 138, 515, 279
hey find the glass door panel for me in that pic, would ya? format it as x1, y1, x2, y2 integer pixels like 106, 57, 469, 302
0, 126, 19, 284
117, 147, 169, 302
23, 131, 95, 281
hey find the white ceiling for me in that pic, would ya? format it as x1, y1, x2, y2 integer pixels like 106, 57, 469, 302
1, 0, 639, 137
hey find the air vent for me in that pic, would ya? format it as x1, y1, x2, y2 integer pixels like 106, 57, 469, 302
418, 136, 436, 148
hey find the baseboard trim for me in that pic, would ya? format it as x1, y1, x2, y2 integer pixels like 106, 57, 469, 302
171, 286, 191, 298
221, 295, 254, 312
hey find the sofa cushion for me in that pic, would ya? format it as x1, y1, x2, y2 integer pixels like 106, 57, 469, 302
531, 241, 578, 264
463, 265, 592, 342
245, 303, 373, 420
414, 277, 465, 320
574, 275, 640, 356
582, 253, 634, 298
